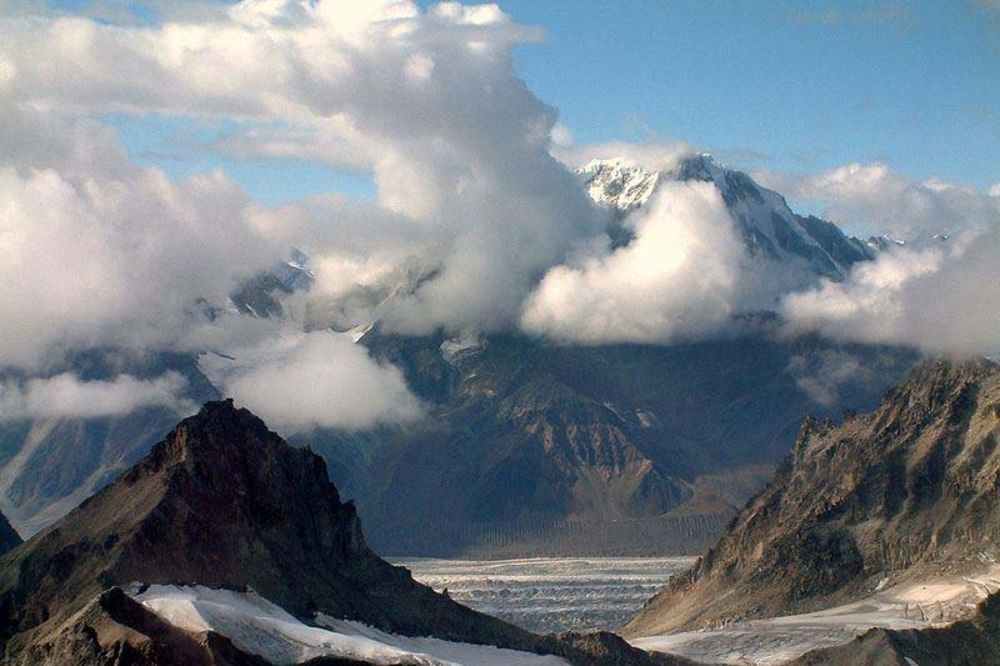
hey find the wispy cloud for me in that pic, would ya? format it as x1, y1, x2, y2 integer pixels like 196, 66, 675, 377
755, 162, 1000, 239
0, 372, 193, 421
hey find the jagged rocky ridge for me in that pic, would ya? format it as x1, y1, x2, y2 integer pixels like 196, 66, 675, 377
0, 400, 694, 666
626, 358, 1000, 637
0, 400, 539, 662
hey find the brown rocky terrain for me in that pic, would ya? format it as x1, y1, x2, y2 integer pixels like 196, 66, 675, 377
0, 400, 539, 662
0, 399, 695, 665
331, 330, 914, 556
626, 358, 1000, 637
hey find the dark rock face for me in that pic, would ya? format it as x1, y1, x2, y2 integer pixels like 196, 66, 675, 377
626, 359, 1000, 636
0, 513, 19, 556
315, 330, 916, 556
0, 400, 536, 660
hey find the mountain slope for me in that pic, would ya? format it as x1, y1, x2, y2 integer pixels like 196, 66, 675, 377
0, 400, 539, 661
626, 358, 1000, 637
581, 154, 873, 281
0, 350, 219, 535
310, 330, 916, 557
791, 591, 1000, 666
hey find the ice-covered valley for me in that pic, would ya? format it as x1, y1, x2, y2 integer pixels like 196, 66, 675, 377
631, 566, 1000, 665
394, 556, 695, 634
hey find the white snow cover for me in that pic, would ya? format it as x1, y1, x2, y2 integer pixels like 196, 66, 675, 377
132, 584, 567, 666
579, 158, 661, 211
631, 567, 1000, 665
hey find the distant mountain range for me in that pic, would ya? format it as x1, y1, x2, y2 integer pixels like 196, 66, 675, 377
0, 154, 921, 557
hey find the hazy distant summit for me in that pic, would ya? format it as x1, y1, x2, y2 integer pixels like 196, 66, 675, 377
581, 153, 873, 281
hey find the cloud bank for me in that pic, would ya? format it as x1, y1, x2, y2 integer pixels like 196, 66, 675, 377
0, 372, 193, 421
0, 0, 604, 342
781, 227, 1000, 355
205, 331, 424, 432
0, 102, 280, 368
0, 0, 996, 439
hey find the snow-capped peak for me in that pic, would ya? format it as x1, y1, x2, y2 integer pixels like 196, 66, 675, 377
579, 158, 660, 212
578, 153, 874, 282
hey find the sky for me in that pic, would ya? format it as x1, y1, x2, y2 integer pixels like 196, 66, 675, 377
40, 0, 1000, 203
0, 0, 998, 429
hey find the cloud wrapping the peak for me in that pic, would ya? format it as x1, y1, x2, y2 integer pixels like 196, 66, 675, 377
757, 162, 1000, 239
206, 331, 424, 432
521, 180, 745, 344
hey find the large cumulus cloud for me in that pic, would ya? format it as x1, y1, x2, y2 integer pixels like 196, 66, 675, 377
781, 226, 1000, 355
0, 0, 605, 338
520, 180, 746, 344
0, 0, 997, 436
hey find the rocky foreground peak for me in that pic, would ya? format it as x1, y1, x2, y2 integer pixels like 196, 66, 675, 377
0, 399, 540, 662
626, 357, 1000, 637
0, 400, 692, 665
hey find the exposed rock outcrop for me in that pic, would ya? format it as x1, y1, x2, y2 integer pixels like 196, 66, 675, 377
626, 358, 1000, 637
0, 400, 537, 661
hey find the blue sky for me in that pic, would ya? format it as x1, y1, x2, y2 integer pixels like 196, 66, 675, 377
497, 0, 998, 185
51, 0, 999, 204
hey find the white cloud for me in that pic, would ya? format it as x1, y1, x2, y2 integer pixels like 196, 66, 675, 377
552, 140, 695, 172
207, 331, 423, 432
0, 124, 280, 368
520, 181, 746, 344
0, 372, 193, 421
0, 0, 595, 339
781, 227, 1000, 355
787, 351, 867, 407
756, 162, 1000, 239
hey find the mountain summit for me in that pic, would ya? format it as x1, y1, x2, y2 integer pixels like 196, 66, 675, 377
581, 154, 873, 281
0, 399, 538, 662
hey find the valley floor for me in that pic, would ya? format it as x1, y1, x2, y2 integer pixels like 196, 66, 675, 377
396, 556, 695, 634
630, 565, 1000, 665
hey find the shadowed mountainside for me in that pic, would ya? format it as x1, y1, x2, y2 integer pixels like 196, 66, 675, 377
0, 400, 539, 662
311, 330, 916, 556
